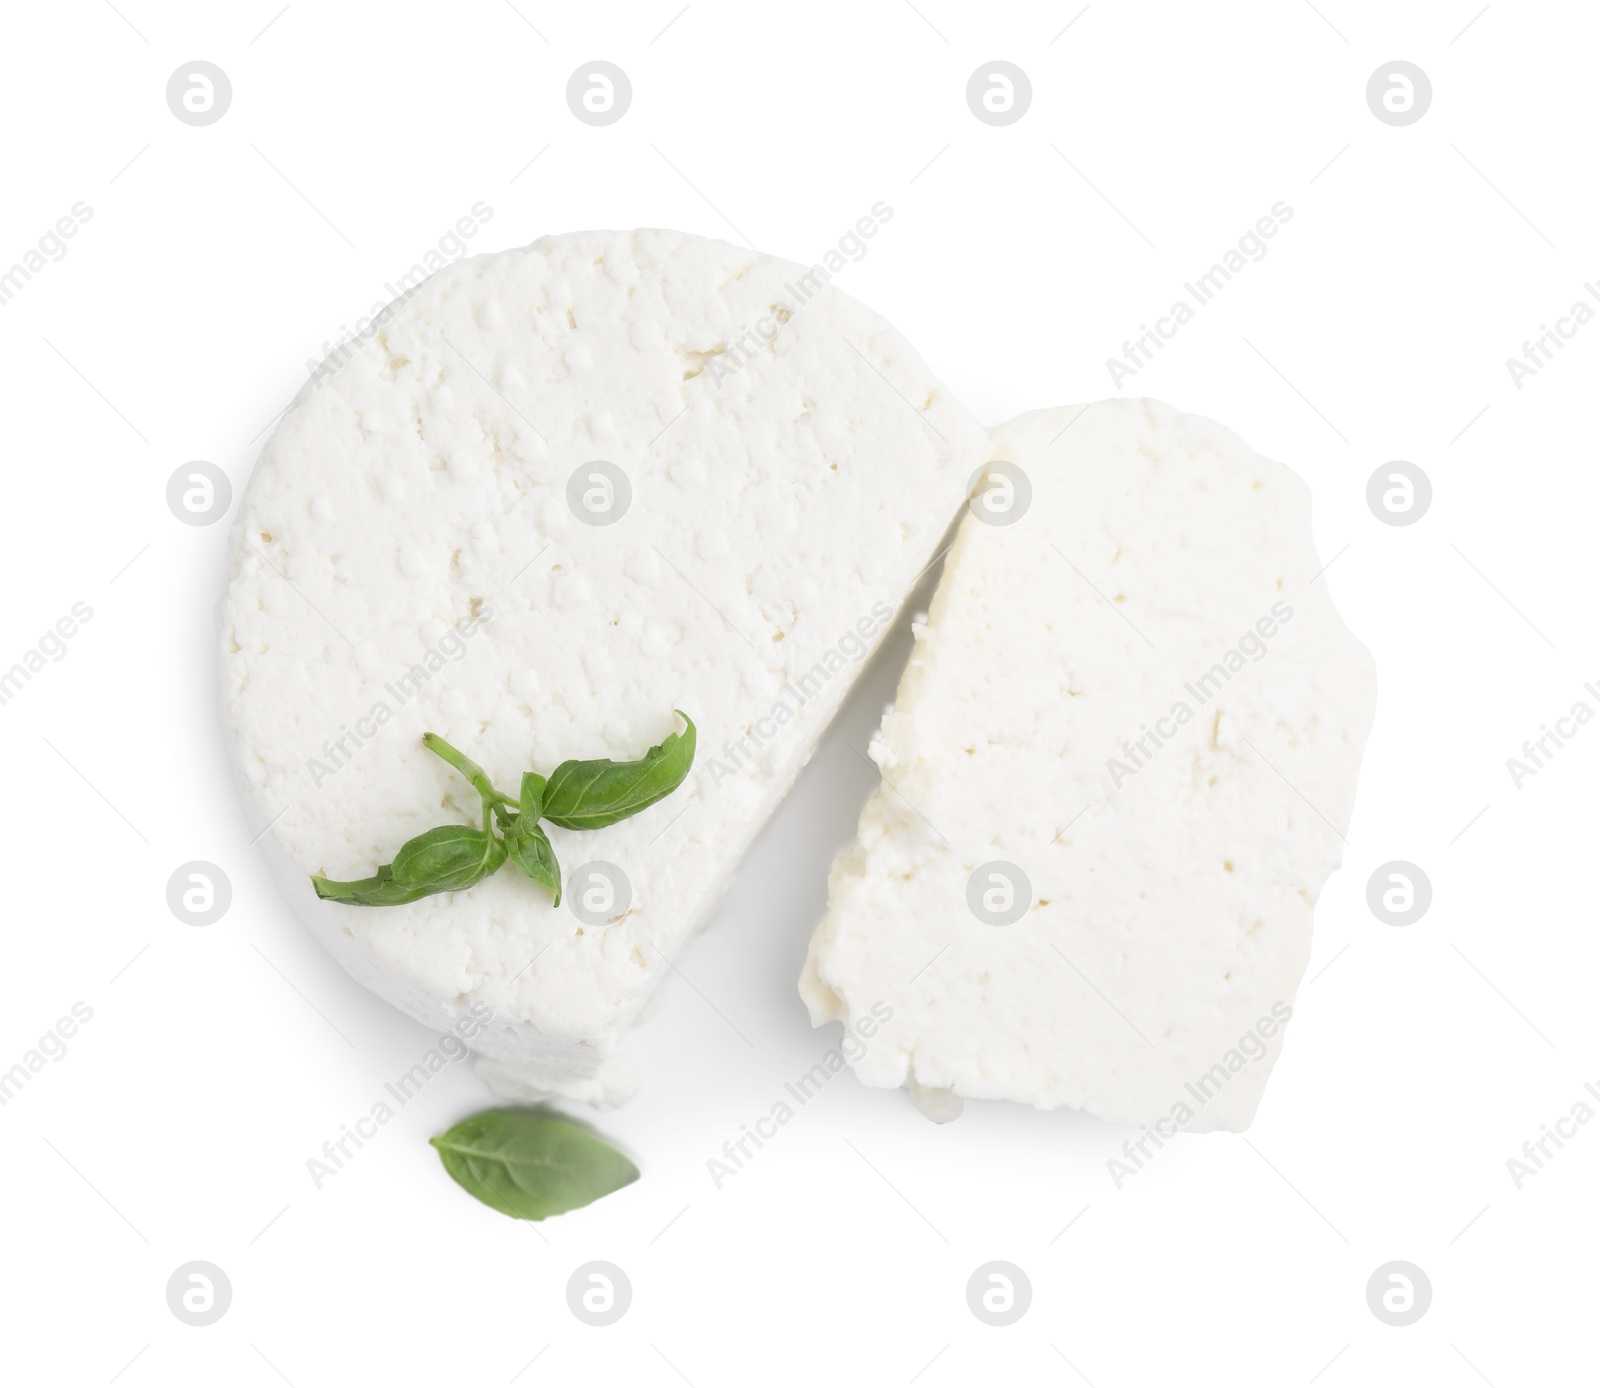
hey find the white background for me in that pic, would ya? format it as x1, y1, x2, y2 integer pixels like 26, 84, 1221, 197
1, 1, 1596, 1384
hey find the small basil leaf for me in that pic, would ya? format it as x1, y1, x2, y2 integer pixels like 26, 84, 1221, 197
506, 820, 561, 905
390, 824, 506, 892
312, 865, 440, 906
519, 771, 547, 823
429, 1108, 639, 1221
541, 711, 696, 831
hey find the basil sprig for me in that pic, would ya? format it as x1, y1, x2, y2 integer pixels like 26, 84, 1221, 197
311, 712, 694, 909
430, 1108, 639, 1221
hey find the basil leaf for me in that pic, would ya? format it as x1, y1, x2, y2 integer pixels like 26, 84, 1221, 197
313, 822, 508, 906
504, 775, 558, 901
312, 864, 442, 906
541, 711, 696, 830
390, 824, 506, 891
506, 820, 561, 905
429, 1108, 639, 1221
518, 771, 547, 823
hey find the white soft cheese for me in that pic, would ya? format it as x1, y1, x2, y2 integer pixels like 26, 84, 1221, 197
221, 229, 986, 1105
800, 399, 1376, 1132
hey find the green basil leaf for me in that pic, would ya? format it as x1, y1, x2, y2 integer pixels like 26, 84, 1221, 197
541, 711, 696, 830
429, 1108, 639, 1221
312, 864, 442, 907
311, 825, 507, 906
389, 824, 506, 892
518, 771, 547, 823
310, 863, 457, 908
506, 819, 561, 904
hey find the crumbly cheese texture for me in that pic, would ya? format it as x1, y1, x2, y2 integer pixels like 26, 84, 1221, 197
801, 399, 1376, 1132
220, 229, 985, 1105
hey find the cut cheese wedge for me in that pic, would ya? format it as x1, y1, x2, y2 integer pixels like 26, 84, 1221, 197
800, 399, 1376, 1132
221, 229, 986, 1105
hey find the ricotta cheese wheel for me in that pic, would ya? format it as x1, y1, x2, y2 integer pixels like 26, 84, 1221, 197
221, 229, 986, 1105
800, 399, 1376, 1132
